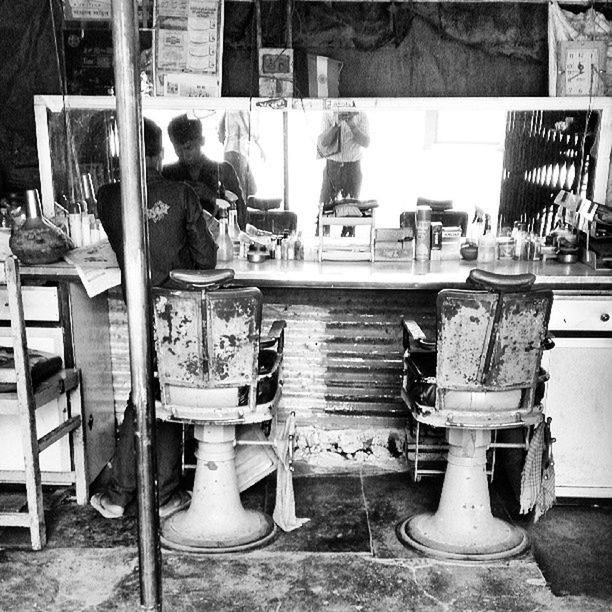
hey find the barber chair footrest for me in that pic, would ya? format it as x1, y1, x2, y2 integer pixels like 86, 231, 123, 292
397, 513, 528, 561
161, 509, 276, 553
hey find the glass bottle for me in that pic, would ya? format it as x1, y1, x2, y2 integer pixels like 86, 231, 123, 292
80, 173, 98, 218
9, 189, 72, 265
294, 231, 304, 260
216, 202, 234, 263
227, 204, 241, 256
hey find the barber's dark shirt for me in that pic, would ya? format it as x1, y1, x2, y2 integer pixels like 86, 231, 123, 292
163, 156, 247, 230
97, 169, 217, 293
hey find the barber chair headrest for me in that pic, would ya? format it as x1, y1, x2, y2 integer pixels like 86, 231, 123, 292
170, 268, 235, 289
247, 196, 282, 211
467, 269, 536, 293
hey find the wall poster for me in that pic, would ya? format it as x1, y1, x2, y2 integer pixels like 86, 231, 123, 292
155, 0, 223, 97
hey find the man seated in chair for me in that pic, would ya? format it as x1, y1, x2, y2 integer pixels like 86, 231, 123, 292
91, 117, 218, 520
164, 113, 247, 231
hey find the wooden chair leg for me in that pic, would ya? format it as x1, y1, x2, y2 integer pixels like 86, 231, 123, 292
70, 378, 89, 505
19, 395, 46, 551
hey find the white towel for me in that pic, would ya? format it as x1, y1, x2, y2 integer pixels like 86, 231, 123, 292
272, 413, 310, 532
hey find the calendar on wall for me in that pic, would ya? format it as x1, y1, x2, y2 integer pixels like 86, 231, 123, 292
155, 0, 223, 97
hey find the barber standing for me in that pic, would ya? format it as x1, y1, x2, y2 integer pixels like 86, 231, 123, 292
164, 113, 247, 230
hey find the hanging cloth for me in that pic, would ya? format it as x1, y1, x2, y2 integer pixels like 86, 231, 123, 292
272, 412, 310, 532
520, 417, 556, 522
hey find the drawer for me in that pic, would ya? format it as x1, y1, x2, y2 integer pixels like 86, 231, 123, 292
549, 295, 612, 332
0, 286, 60, 322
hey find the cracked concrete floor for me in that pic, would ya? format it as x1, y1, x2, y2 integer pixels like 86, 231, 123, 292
0, 471, 611, 611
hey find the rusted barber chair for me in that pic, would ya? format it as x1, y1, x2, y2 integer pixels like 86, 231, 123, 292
399, 269, 554, 560
153, 269, 286, 552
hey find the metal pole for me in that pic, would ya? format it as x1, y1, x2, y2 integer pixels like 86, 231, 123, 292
110, 1, 162, 610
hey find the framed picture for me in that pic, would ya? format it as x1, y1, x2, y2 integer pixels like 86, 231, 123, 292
557, 40, 608, 96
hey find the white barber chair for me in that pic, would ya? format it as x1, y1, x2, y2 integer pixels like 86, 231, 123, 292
399, 269, 554, 560
153, 269, 286, 552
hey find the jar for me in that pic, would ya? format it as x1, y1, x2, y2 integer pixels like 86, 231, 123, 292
477, 234, 496, 263
9, 189, 72, 265
497, 237, 514, 260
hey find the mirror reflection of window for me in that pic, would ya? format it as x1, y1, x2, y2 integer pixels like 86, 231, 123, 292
288, 108, 506, 237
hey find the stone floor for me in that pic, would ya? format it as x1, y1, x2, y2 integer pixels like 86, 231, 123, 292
0, 470, 611, 611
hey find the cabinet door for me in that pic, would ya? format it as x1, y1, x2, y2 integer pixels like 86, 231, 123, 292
542, 337, 612, 498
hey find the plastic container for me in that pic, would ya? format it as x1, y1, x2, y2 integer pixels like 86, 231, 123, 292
477, 234, 496, 263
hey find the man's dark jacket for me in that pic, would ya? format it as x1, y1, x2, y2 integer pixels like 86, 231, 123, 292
97, 169, 217, 293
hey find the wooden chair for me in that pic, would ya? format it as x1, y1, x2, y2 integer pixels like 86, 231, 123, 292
0, 256, 88, 550
399, 269, 554, 560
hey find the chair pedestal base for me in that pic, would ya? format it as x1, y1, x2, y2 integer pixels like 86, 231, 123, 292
398, 428, 529, 560
161, 423, 276, 553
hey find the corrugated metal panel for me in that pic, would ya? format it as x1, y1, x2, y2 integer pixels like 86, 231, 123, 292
107, 287, 437, 429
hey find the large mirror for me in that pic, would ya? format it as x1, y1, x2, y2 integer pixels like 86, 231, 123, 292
35, 96, 612, 239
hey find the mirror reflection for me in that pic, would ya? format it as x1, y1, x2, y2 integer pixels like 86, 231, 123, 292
41, 97, 607, 243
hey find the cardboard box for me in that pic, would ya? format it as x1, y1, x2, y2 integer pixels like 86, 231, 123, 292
259, 48, 294, 97
374, 228, 414, 261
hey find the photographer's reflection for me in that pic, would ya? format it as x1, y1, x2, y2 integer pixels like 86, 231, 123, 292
317, 110, 370, 237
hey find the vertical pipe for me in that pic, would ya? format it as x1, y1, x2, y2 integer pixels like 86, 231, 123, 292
283, 112, 290, 210
110, 1, 162, 610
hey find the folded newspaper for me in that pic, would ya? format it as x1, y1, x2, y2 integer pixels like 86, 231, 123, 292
63, 240, 121, 298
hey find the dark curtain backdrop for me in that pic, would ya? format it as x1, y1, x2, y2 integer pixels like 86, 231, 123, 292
222, 2, 548, 97
0, 1, 548, 193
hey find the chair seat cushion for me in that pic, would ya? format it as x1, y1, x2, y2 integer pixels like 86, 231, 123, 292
0, 346, 63, 393
404, 350, 547, 409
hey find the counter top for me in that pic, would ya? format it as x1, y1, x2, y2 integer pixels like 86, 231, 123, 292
20, 257, 612, 291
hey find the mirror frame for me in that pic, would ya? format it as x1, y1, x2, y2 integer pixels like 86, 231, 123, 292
34, 95, 612, 219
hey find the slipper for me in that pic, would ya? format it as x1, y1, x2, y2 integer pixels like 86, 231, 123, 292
159, 489, 192, 518
90, 492, 125, 519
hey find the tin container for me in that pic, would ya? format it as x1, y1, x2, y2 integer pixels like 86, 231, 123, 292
414, 206, 432, 261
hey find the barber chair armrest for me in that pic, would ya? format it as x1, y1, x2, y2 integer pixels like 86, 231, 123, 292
542, 333, 555, 351
261, 320, 286, 352
401, 319, 436, 352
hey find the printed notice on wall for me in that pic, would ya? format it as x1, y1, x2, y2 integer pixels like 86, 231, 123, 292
64, 0, 112, 20
155, 0, 222, 96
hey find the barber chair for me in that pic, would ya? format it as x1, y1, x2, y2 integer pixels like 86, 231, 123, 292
246, 196, 297, 234
152, 269, 286, 552
399, 269, 554, 560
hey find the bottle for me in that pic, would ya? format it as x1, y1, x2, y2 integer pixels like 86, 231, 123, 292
287, 231, 296, 260
228, 204, 241, 256
414, 205, 432, 261
68, 200, 83, 247
216, 201, 234, 263
294, 231, 304, 260
477, 229, 496, 263
80, 173, 98, 218
274, 236, 282, 260
9, 189, 72, 265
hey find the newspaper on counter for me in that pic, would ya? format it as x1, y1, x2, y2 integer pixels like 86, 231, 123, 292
63, 240, 121, 298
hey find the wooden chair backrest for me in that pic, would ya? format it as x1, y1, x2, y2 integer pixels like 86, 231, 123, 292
0, 257, 35, 401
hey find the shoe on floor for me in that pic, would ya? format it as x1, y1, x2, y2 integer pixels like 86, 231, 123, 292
160, 489, 192, 518
90, 492, 125, 519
